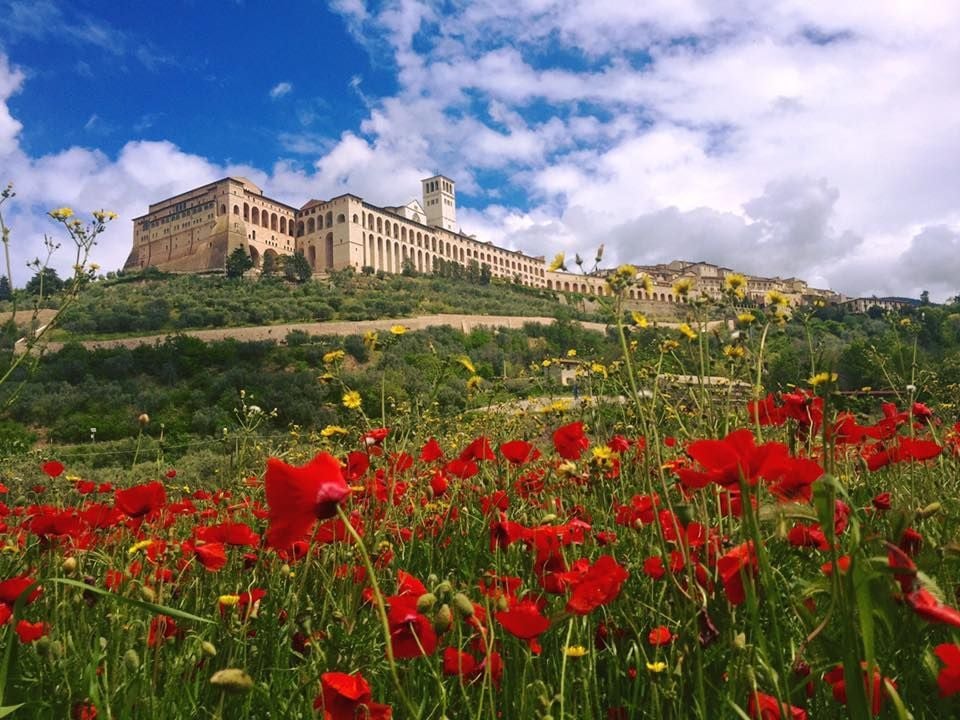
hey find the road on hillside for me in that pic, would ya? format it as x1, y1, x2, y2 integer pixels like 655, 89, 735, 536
32, 314, 726, 353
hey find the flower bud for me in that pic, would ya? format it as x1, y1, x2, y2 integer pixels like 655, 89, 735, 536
434, 604, 453, 633
123, 649, 140, 671
61, 556, 78, 574
138, 413, 150, 427
210, 668, 254, 694
416, 593, 437, 613
434, 580, 453, 597
139, 585, 156, 602
201, 641, 218, 657
918, 502, 942, 519
452, 593, 474, 618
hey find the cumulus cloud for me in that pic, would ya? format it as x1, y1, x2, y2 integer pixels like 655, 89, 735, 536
269, 82, 293, 99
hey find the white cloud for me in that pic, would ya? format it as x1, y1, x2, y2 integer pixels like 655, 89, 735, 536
269, 81, 293, 99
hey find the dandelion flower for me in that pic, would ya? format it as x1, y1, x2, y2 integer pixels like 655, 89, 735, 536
49, 207, 74, 220
724, 273, 747, 297
564, 645, 588, 657
765, 290, 789, 307
672, 278, 694, 297
566, 349, 577, 358
737, 312, 756, 325
548, 252, 566, 272
342, 391, 362, 410
390, 325, 408, 335
808, 372, 838, 387
323, 350, 345, 365
320, 425, 349, 437
678, 323, 697, 341
646, 661, 668, 673
631, 311, 649, 328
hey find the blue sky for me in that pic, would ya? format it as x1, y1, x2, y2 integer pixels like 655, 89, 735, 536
1, 0, 958, 300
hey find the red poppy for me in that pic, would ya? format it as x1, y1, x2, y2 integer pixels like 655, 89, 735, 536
647, 626, 673, 646
419, 437, 444, 462
315, 671, 392, 720
500, 440, 540, 465
193, 542, 227, 572
747, 691, 808, 720
386, 595, 437, 659
147, 615, 182, 647
553, 422, 590, 460
264, 453, 350, 548
0, 575, 41, 607
823, 663, 895, 717
362, 427, 390, 447
459, 436, 495, 462
496, 599, 551, 652
114, 481, 167, 518
443, 647, 503, 686
905, 588, 960, 628
935, 643, 960, 697
195, 522, 259, 548
717, 542, 756, 605
42, 460, 65, 478
871, 492, 891, 511
15, 620, 48, 643
565, 555, 629, 615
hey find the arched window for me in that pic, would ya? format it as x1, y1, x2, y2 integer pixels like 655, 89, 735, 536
233, 205, 240, 216
393, 223, 399, 239
219, 204, 226, 215
308, 246, 317, 269
307, 218, 316, 234
378, 237, 384, 272
353, 214, 359, 224
417, 249, 423, 272
401, 227, 407, 242
261, 212, 269, 228
325, 211, 333, 228
377, 217, 383, 234
296, 221, 304, 237
325, 233, 334, 269
337, 213, 346, 224
251, 207, 260, 225
271, 213, 278, 231
280, 217, 287, 234
243, 203, 250, 221
369, 236, 376, 270
431, 236, 436, 252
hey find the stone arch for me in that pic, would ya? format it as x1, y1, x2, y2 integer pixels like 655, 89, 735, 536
368, 235, 376, 270
264, 248, 278, 268
233, 205, 240, 216
394, 241, 400, 270
417, 249, 423, 272
271, 213, 278, 231
325, 211, 333, 228
377, 217, 383, 234
261, 212, 269, 228
393, 222, 399, 239
401, 227, 407, 242
251, 207, 259, 224
249, 246, 260, 268
424, 251, 431, 271
219, 204, 226, 215
308, 245, 317, 269
280, 217, 287, 234
353, 213, 359, 224
547, 280, 553, 289
296, 221, 304, 237
307, 217, 316, 234
382, 237, 389, 272
459, 247, 465, 262
337, 213, 346, 224
325, 233, 334, 269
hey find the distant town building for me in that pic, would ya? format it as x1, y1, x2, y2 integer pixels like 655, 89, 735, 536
125, 176, 841, 308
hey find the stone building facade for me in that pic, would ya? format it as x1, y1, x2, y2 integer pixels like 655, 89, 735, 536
126, 175, 838, 308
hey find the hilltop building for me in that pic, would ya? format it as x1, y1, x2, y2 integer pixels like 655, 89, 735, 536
125, 176, 840, 308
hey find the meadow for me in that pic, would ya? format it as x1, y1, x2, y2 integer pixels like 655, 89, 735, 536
1, 266, 960, 720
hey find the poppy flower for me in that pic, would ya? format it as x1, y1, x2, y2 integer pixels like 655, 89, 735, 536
459, 436, 495, 462
747, 691, 808, 719
15, 620, 48, 643
905, 588, 960, 628
717, 542, 756, 605
148, 615, 182, 647
386, 595, 437, 659
41, 460, 65, 478
500, 440, 540, 465
0, 575, 42, 608
496, 599, 551, 652
823, 663, 895, 717
935, 643, 960, 697
315, 671, 392, 720
264, 453, 350, 548
195, 522, 259, 548
419, 437, 444, 462
114, 481, 167, 518
553, 422, 590, 460
647, 626, 673, 646
193, 542, 227, 572
565, 555, 629, 615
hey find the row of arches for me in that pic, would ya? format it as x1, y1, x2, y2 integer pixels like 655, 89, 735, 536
299, 213, 346, 236
235, 204, 295, 236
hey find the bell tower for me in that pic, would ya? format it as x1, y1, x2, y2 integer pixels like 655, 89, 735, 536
421, 175, 457, 232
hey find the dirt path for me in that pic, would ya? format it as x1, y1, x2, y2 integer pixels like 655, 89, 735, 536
35, 314, 726, 353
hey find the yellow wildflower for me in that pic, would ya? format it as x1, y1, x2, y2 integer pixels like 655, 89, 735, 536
737, 312, 756, 325
808, 372, 838, 387
765, 290, 789, 307
128, 540, 154, 556
321, 425, 349, 437
724, 273, 747, 297
646, 661, 668, 673
723, 345, 746, 359
49, 207, 74, 220
363, 330, 379, 348
564, 645, 588, 657
455, 355, 476, 374
672, 278, 694, 297
318, 372, 335, 383
660, 339, 680, 353
92, 209, 118, 222
342, 391, 362, 409
323, 349, 345, 365
590, 362, 607, 377
390, 325, 408, 335
466, 375, 483, 390
548, 252, 566, 272
638, 273, 653, 293
541, 359, 552, 368
631, 311, 649, 328
678, 323, 697, 340
566, 349, 577, 358
218, 594, 240, 607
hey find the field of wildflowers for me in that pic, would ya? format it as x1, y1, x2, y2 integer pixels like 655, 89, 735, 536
2, 264, 960, 719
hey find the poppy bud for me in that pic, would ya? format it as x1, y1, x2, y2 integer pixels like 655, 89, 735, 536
123, 649, 140, 671
138, 413, 150, 427
139, 585, 156, 602
540, 514, 558, 524
496, 595, 509, 612
201, 641, 218, 657
453, 593, 474, 617
62, 556, 78, 574
434, 604, 453, 632
733, 632, 747, 650
280, 564, 291, 577
210, 668, 254, 694
674, 504, 695, 526
434, 580, 453, 598
918, 502, 942, 519
416, 593, 437, 613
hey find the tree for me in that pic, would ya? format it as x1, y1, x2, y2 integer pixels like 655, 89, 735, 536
225, 246, 254, 279
283, 251, 312, 283
920, 289, 931, 306
25, 267, 64, 296
0, 275, 11, 301
260, 251, 278, 279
